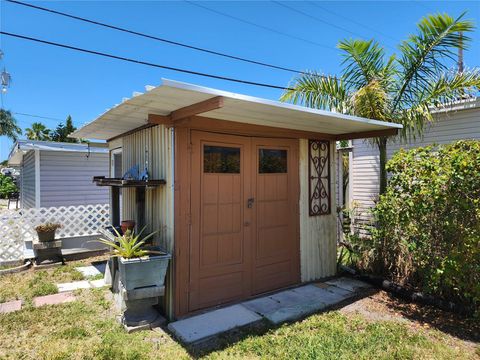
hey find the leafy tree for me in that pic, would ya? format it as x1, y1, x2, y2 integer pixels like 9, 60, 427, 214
0, 173, 18, 198
51, 115, 78, 143
25, 122, 51, 141
0, 109, 22, 141
281, 13, 480, 194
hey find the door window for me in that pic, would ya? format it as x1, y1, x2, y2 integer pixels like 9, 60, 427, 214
258, 149, 287, 173
204, 145, 240, 173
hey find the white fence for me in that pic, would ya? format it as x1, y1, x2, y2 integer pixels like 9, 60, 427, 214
0, 204, 110, 262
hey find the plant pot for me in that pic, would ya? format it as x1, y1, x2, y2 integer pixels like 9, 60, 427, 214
121, 220, 136, 234
118, 252, 171, 291
36, 230, 56, 242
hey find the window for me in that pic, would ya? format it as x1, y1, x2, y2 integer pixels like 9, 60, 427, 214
259, 149, 287, 173
204, 145, 240, 173
308, 140, 330, 216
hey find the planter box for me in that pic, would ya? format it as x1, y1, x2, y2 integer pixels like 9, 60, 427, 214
118, 253, 171, 291
37, 230, 56, 242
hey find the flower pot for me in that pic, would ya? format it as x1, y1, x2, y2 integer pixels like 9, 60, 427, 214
118, 252, 171, 291
121, 220, 136, 234
36, 230, 56, 242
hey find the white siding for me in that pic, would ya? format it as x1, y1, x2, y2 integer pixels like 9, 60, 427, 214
299, 139, 337, 281
21, 151, 36, 209
39, 150, 109, 207
351, 106, 480, 233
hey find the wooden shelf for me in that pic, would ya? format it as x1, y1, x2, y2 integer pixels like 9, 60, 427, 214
93, 176, 166, 188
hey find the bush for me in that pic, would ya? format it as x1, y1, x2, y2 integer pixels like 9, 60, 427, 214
0, 174, 17, 198
367, 140, 480, 311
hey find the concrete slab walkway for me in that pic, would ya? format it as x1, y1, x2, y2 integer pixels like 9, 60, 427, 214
0, 300, 22, 314
168, 277, 371, 345
57, 279, 107, 292
75, 263, 106, 278
33, 292, 76, 307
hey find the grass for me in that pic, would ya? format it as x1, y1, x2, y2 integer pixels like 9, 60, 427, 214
0, 258, 477, 359
0, 263, 85, 304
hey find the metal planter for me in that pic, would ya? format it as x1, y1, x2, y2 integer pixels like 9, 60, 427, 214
118, 253, 171, 291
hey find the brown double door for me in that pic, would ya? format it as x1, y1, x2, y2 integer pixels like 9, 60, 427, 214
189, 131, 300, 312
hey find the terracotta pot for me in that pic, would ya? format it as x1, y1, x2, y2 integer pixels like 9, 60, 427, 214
36, 230, 56, 242
121, 220, 136, 234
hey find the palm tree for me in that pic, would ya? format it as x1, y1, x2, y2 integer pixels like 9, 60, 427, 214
0, 109, 22, 141
25, 122, 51, 141
281, 13, 480, 194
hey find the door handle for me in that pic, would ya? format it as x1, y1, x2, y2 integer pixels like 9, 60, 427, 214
247, 198, 255, 208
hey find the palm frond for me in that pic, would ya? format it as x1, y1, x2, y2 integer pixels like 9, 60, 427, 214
338, 39, 388, 88
280, 72, 352, 113
352, 80, 390, 121
393, 12, 475, 112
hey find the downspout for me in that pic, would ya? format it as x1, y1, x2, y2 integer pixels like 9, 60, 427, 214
34, 149, 40, 208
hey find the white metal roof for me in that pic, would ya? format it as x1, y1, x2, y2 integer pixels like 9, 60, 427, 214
8, 139, 108, 166
72, 79, 402, 141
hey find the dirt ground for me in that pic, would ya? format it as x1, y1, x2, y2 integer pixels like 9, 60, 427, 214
340, 290, 479, 353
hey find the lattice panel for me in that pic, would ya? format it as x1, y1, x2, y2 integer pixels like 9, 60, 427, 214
0, 203, 109, 261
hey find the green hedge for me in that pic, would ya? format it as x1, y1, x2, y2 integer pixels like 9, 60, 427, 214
368, 140, 479, 312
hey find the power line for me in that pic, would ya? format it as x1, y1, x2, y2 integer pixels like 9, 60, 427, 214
184, 1, 335, 51
13, 112, 64, 122
307, 1, 400, 44
6, 0, 318, 77
6, 0, 366, 88
272, 1, 366, 39
0, 31, 298, 91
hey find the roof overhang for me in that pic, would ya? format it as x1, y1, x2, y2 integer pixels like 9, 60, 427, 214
8, 140, 108, 166
72, 79, 402, 141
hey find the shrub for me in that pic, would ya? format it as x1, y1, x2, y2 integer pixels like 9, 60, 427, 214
0, 174, 17, 199
367, 140, 480, 311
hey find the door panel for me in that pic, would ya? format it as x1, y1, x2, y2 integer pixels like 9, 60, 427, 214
189, 131, 299, 312
252, 138, 300, 294
189, 132, 252, 311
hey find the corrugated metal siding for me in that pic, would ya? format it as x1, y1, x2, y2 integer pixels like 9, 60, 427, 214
121, 125, 174, 252
39, 151, 109, 207
21, 151, 36, 209
121, 125, 174, 318
351, 107, 480, 233
299, 139, 337, 281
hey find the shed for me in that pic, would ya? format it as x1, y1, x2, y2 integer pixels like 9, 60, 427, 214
72, 79, 401, 320
8, 140, 110, 208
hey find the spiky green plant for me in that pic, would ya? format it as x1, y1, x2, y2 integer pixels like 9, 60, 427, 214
96, 227, 157, 259
281, 12, 480, 194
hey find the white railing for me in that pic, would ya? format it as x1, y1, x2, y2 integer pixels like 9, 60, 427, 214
0, 203, 110, 262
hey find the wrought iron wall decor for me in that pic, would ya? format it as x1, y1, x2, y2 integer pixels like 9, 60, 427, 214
308, 140, 331, 216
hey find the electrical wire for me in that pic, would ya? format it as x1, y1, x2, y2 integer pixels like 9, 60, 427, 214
184, 1, 335, 51
0, 31, 297, 91
5, 0, 365, 88
6, 0, 314, 76
13, 112, 64, 122
307, 1, 400, 44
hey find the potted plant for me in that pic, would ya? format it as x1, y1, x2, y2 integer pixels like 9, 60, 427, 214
120, 220, 136, 234
97, 227, 171, 291
35, 222, 62, 242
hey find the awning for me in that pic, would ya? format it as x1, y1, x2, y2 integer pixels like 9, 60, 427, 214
72, 79, 402, 141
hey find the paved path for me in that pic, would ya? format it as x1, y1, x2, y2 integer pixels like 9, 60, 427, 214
168, 277, 371, 344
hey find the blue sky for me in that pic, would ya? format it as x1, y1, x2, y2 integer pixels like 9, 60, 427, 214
0, 0, 479, 161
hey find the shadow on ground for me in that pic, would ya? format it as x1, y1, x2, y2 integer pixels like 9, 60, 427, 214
175, 289, 378, 358
377, 292, 479, 343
